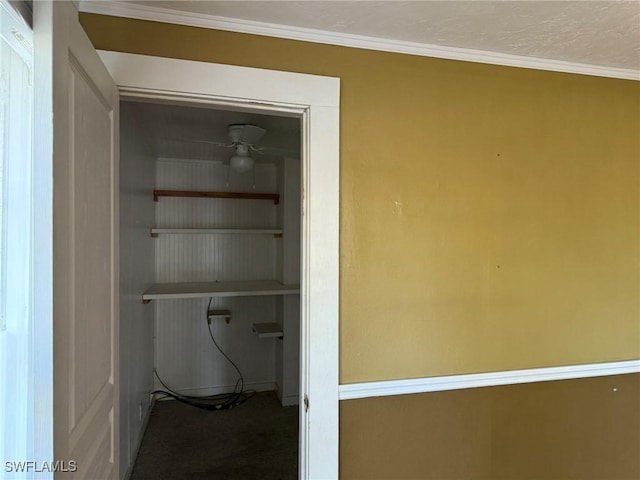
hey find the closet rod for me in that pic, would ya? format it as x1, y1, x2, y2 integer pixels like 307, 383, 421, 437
153, 189, 280, 204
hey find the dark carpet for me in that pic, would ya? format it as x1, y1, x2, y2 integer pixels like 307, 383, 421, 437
130, 391, 298, 480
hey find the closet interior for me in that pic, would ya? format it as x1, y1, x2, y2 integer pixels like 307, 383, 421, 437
118, 99, 301, 474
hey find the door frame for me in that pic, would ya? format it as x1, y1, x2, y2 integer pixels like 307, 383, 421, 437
98, 51, 340, 480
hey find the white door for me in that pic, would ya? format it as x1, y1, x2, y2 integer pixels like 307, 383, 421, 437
37, 2, 120, 478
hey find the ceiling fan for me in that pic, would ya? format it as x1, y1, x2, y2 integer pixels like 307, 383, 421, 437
179, 124, 296, 173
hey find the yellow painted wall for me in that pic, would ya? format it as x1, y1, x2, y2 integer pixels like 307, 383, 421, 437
340, 373, 640, 479
80, 14, 640, 384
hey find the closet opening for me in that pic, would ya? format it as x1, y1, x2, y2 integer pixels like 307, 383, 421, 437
120, 97, 302, 479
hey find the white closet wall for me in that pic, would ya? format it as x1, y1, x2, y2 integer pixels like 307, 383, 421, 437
119, 103, 155, 475
153, 159, 281, 395
275, 158, 301, 405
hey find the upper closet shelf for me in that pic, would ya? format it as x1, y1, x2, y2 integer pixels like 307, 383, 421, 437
153, 189, 280, 204
151, 228, 283, 237
142, 280, 300, 303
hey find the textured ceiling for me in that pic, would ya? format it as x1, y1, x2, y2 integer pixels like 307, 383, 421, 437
126, 1, 640, 70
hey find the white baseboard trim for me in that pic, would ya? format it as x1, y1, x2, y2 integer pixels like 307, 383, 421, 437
274, 382, 299, 406
339, 360, 640, 401
154, 381, 276, 399
78, 1, 639, 81
279, 395, 300, 407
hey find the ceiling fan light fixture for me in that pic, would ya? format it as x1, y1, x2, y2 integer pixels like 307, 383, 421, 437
228, 124, 266, 145
229, 143, 254, 173
229, 153, 254, 173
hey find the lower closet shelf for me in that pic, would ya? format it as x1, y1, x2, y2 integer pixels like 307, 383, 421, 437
252, 322, 284, 339
142, 280, 300, 302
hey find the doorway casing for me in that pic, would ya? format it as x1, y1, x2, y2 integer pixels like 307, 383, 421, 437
99, 51, 340, 480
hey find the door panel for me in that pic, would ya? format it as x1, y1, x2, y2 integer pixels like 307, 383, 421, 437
69, 58, 113, 431
44, 2, 119, 478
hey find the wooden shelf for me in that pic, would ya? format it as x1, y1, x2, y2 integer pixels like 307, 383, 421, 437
153, 190, 279, 204
252, 322, 283, 339
142, 280, 299, 302
151, 228, 282, 237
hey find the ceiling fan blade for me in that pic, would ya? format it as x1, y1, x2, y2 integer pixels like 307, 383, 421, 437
162, 137, 232, 148
251, 145, 300, 159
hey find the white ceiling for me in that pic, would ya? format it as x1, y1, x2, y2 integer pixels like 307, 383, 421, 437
123, 0, 640, 71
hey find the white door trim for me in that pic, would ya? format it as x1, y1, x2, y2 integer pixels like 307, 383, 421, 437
98, 51, 340, 480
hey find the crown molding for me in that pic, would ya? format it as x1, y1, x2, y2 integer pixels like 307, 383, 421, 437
339, 359, 640, 400
80, 1, 639, 81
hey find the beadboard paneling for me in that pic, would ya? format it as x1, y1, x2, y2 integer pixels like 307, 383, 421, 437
154, 297, 277, 392
153, 234, 276, 283
153, 159, 280, 393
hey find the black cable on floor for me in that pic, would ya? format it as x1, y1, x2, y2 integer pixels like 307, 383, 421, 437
151, 298, 255, 410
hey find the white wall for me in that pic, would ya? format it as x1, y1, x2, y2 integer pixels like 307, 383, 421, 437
276, 158, 301, 405
153, 159, 281, 395
119, 103, 155, 477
